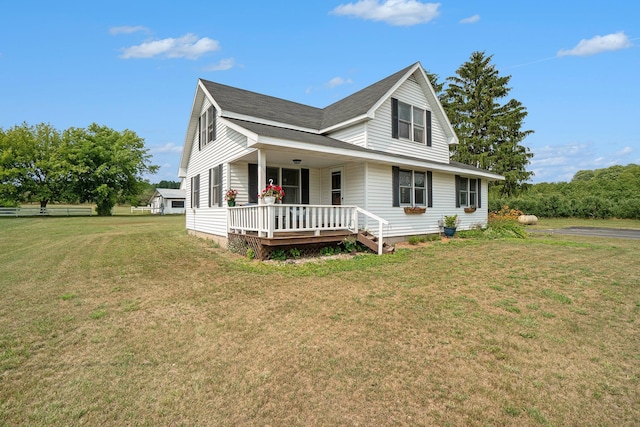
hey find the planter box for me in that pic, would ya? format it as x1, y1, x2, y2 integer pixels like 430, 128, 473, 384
464, 207, 476, 213
404, 207, 426, 214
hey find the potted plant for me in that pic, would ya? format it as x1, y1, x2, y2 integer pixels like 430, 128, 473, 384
464, 205, 476, 213
225, 189, 238, 207
443, 214, 459, 237
259, 180, 285, 204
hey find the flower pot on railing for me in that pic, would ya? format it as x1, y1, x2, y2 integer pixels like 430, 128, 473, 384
227, 200, 236, 207
264, 196, 276, 205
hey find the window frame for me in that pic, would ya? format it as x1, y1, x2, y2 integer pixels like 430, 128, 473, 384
209, 165, 222, 207
398, 169, 427, 207
392, 98, 431, 146
191, 174, 200, 208
199, 106, 216, 149
455, 176, 481, 208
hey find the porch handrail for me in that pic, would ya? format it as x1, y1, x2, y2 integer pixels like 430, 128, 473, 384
228, 204, 390, 255
356, 207, 389, 255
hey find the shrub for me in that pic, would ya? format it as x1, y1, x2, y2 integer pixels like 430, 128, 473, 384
271, 249, 287, 261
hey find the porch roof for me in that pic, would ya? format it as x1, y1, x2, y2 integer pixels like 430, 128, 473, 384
227, 118, 504, 180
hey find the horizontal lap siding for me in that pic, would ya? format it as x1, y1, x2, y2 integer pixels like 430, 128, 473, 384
186, 98, 253, 237
365, 163, 486, 237
328, 123, 367, 147
368, 78, 450, 164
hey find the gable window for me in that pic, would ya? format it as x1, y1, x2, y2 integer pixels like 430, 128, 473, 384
392, 167, 432, 207
191, 174, 200, 208
455, 176, 481, 208
392, 98, 432, 146
209, 165, 222, 207
199, 106, 216, 149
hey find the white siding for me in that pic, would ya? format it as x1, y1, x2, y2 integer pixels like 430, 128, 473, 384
328, 123, 367, 147
359, 163, 486, 238
185, 98, 255, 237
367, 77, 451, 163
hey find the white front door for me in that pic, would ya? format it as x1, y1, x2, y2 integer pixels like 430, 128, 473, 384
331, 168, 342, 205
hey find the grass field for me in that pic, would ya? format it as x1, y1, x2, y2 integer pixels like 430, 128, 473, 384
1, 215, 638, 426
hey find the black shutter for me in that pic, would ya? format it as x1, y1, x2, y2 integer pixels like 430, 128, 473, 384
392, 166, 399, 207
217, 164, 223, 207
210, 106, 217, 141
208, 168, 212, 208
455, 175, 461, 208
477, 178, 481, 208
427, 171, 433, 208
426, 110, 432, 147
198, 117, 202, 151
248, 164, 258, 204
391, 98, 399, 139
301, 168, 310, 204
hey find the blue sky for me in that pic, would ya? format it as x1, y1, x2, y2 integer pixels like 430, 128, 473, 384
1, 0, 638, 183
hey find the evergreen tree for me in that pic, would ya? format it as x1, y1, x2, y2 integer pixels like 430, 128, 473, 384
440, 51, 534, 196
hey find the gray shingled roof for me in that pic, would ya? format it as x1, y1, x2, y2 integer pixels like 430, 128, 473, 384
200, 62, 418, 132
226, 118, 502, 179
154, 188, 186, 199
200, 80, 323, 129
321, 63, 417, 129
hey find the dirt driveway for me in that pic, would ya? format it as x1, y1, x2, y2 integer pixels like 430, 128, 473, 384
530, 227, 640, 240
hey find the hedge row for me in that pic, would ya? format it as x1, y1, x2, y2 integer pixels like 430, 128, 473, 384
489, 195, 640, 219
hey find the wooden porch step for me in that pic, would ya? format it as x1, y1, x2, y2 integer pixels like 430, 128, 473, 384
357, 231, 395, 254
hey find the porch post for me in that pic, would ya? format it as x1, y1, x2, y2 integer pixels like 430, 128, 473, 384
257, 149, 266, 236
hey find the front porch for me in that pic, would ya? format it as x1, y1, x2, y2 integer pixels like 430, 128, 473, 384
227, 204, 393, 259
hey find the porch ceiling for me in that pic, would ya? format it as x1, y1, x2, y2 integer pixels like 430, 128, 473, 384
234, 146, 363, 169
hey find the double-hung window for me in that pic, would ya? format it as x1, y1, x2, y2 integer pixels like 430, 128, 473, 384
191, 174, 200, 208
209, 165, 222, 207
393, 167, 432, 207
199, 106, 216, 149
455, 176, 481, 208
266, 167, 300, 204
392, 98, 432, 146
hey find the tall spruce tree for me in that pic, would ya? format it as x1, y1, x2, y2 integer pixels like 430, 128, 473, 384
440, 51, 534, 197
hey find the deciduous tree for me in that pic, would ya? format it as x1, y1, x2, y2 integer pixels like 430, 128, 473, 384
0, 123, 70, 208
65, 124, 158, 215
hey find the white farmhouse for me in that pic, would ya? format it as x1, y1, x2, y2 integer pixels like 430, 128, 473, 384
179, 62, 503, 258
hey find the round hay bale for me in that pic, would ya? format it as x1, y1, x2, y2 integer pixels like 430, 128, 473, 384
518, 214, 538, 225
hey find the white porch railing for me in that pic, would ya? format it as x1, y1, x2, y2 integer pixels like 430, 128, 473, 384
228, 204, 389, 254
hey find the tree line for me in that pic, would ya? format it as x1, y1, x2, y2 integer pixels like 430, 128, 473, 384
0, 122, 157, 215
489, 164, 640, 219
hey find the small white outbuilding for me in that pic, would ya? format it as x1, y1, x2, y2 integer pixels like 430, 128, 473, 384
149, 188, 186, 215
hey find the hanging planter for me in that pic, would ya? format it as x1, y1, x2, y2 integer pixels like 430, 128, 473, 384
404, 207, 426, 214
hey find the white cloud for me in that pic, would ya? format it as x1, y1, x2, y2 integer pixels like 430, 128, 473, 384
120, 33, 220, 59
109, 25, 149, 35
203, 58, 236, 72
324, 77, 353, 88
459, 14, 480, 24
557, 31, 632, 57
152, 143, 183, 154
616, 146, 633, 156
330, 0, 440, 26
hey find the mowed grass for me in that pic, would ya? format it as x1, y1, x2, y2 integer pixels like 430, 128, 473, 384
0, 215, 639, 426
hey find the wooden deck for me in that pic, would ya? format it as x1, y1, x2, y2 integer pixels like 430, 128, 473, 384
228, 230, 354, 260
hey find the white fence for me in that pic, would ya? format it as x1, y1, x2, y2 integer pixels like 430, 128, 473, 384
0, 207, 93, 217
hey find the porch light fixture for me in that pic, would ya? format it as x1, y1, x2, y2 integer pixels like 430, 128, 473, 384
292, 159, 302, 164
